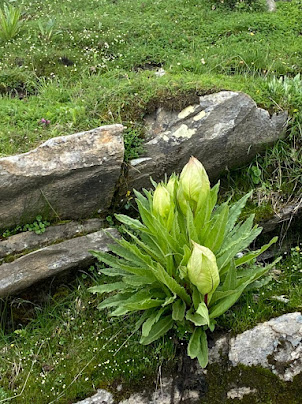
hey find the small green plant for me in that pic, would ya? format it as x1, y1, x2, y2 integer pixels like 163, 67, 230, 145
266, 74, 302, 108
0, 3, 22, 42
89, 157, 279, 368
248, 163, 262, 185
2, 216, 50, 237
124, 128, 145, 162
23, 215, 50, 234
37, 18, 61, 42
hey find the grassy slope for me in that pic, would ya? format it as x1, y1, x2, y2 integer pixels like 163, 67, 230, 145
0, 0, 302, 402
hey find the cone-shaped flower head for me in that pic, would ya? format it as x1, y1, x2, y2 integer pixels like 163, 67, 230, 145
187, 242, 219, 296
153, 184, 171, 218
177, 157, 210, 214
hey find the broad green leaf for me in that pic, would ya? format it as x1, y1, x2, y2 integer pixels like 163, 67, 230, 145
225, 191, 252, 234
209, 289, 237, 306
235, 236, 278, 267
122, 275, 155, 286
188, 327, 203, 359
123, 229, 166, 265
196, 302, 210, 326
222, 260, 237, 291
192, 286, 202, 310
209, 288, 245, 319
196, 330, 208, 368
140, 317, 174, 345
172, 299, 186, 321
115, 214, 146, 230
88, 282, 128, 295
125, 298, 164, 311
162, 295, 177, 307
194, 182, 219, 232
209, 260, 281, 319
202, 203, 229, 253
97, 293, 132, 310
186, 206, 198, 242
186, 308, 208, 326
218, 214, 255, 256
134, 310, 153, 333
217, 223, 262, 270
98, 267, 127, 277
152, 263, 191, 305
142, 307, 166, 337
110, 306, 129, 316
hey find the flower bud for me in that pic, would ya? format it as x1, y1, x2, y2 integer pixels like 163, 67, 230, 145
187, 242, 219, 296
153, 184, 171, 218
178, 157, 210, 213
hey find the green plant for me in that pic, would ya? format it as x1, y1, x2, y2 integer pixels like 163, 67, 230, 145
89, 157, 279, 368
124, 127, 145, 162
37, 18, 61, 42
23, 215, 50, 234
2, 216, 50, 237
0, 3, 22, 42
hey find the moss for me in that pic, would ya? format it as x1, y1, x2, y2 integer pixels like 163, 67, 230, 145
202, 361, 302, 404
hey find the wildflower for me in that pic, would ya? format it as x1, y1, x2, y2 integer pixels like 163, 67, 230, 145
177, 156, 210, 214
40, 118, 50, 126
187, 242, 219, 298
153, 184, 171, 219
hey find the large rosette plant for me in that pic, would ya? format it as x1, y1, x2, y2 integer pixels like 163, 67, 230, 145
89, 157, 279, 367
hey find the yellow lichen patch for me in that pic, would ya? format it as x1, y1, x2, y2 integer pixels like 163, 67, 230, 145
172, 124, 196, 139
177, 105, 196, 120
193, 110, 206, 121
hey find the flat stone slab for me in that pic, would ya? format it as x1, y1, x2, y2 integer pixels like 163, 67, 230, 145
0, 218, 104, 260
0, 125, 124, 231
0, 228, 117, 297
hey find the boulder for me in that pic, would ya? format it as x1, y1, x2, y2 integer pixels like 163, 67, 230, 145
0, 125, 124, 231
228, 312, 302, 382
0, 228, 117, 297
0, 218, 104, 260
121, 91, 287, 196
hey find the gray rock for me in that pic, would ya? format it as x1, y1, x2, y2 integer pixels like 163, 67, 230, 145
0, 125, 124, 231
261, 200, 302, 234
119, 377, 199, 404
75, 389, 113, 404
122, 91, 287, 195
0, 228, 117, 297
0, 218, 104, 260
228, 312, 302, 381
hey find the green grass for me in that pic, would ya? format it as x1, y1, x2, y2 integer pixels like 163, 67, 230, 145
0, 269, 175, 403
0, 246, 301, 402
0, 0, 302, 402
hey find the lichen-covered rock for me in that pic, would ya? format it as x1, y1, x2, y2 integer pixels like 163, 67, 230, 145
121, 91, 287, 196
0, 228, 117, 297
0, 125, 124, 231
228, 312, 302, 381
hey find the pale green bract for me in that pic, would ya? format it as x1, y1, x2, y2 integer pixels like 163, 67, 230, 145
89, 157, 279, 368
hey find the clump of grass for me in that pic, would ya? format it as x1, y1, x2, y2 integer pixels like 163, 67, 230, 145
0, 3, 22, 42
0, 270, 175, 403
217, 244, 302, 333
